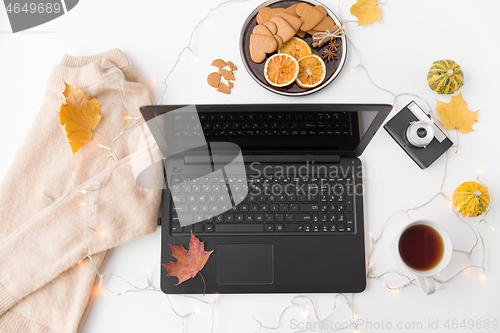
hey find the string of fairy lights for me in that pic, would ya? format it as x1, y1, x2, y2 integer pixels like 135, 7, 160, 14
33, 0, 494, 332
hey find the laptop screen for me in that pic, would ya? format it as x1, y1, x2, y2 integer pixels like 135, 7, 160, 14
140, 104, 391, 157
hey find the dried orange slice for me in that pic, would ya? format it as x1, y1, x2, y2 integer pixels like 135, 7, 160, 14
296, 54, 326, 89
264, 53, 299, 87
279, 37, 312, 60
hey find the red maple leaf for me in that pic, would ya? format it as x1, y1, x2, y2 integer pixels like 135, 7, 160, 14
161, 232, 213, 291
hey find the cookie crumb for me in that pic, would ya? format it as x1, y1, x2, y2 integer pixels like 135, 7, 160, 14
207, 72, 221, 88
227, 61, 237, 71
211, 59, 227, 68
219, 68, 235, 81
217, 82, 231, 94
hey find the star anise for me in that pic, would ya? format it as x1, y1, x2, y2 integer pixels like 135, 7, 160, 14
322, 48, 338, 62
328, 40, 341, 52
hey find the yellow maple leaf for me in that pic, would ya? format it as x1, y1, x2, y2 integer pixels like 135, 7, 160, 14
59, 82, 102, 154
435, 93, 479, 133
350, 0, 382, 26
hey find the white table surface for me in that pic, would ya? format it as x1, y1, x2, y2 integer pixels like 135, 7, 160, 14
1, 0, 499, 332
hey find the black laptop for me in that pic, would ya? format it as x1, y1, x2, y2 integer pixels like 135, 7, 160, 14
140, 104, 391, 294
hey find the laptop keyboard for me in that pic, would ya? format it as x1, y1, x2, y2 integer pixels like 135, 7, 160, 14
170, 174, 355, 235
172, 112, 352, 138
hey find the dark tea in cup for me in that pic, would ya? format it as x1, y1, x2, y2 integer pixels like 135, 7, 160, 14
398, 224, 445, 271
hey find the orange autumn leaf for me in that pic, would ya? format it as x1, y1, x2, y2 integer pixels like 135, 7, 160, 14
162, 231, 213, 285
60, 82, 101, 154
350, 0, 382, 26
436, 93, 479, 133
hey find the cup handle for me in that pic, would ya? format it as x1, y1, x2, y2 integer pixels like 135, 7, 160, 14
416, 275, 435, 295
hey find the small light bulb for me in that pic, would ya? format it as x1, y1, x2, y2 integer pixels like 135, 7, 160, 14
480, 274, 486, 280
491, 226, 495, 231
98, 144, 111, 150
301, 310, 309, 318
478, 169, 484, 175
353, 313, 358, 319
194, 55, 200, 62
99, 230, 105, 237
194, 307, 201, 314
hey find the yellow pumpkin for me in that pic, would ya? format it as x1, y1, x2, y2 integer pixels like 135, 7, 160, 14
453, 181, 490, 217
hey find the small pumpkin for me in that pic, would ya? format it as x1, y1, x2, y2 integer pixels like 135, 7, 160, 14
453, 181, 490, 217
427, 59, 464, 95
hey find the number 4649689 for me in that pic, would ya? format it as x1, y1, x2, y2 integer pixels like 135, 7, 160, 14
444, 319, 498, 330
6, 2, 61, 14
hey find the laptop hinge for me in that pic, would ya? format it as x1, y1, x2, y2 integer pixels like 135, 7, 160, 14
184, 154, 340, 164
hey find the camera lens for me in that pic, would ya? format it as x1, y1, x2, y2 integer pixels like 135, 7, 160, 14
417, 128, 427, 138
406, 121, 434, 148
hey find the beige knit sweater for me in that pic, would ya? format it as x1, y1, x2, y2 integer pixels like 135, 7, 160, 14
0, 49, 163, 332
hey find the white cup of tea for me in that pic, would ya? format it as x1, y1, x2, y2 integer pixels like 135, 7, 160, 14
393, 220, 453, 295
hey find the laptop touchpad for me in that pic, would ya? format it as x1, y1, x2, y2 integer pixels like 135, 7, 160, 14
216, 244, 274, 285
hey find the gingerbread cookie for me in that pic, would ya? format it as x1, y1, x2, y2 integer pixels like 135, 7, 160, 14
283, 3, 299, 17
253, 24, 274, 38
263, 21, 277, 35
250, 33, 278, 63
274, 12, 303, 32
257, 7, 285, 25
274, 34, 283, 50
296, 30, 306, 38
312, 17, 335, 32
296, 3, 323, 31
314, 5, 327, 19
270, 16, 296, 44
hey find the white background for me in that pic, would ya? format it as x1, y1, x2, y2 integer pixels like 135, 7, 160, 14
1, 0, 500, 332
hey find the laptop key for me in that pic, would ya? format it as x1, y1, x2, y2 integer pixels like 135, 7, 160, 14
338, 223, 346, 232
297, 214, 311, 221
330, 223, 337, 232
276, 224, 284, 232
346, 222, 354, 232
171, 225, 182, 233
346, 197, 354, 212
304, 224, 311, 232
286, 224, 303, 232
216, 224, 264, 232
265, 224, 274, 232
312, 224, 320, 232
322, 224, 329, 232
194, 224, 203, 233
300, 204, 319, 212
